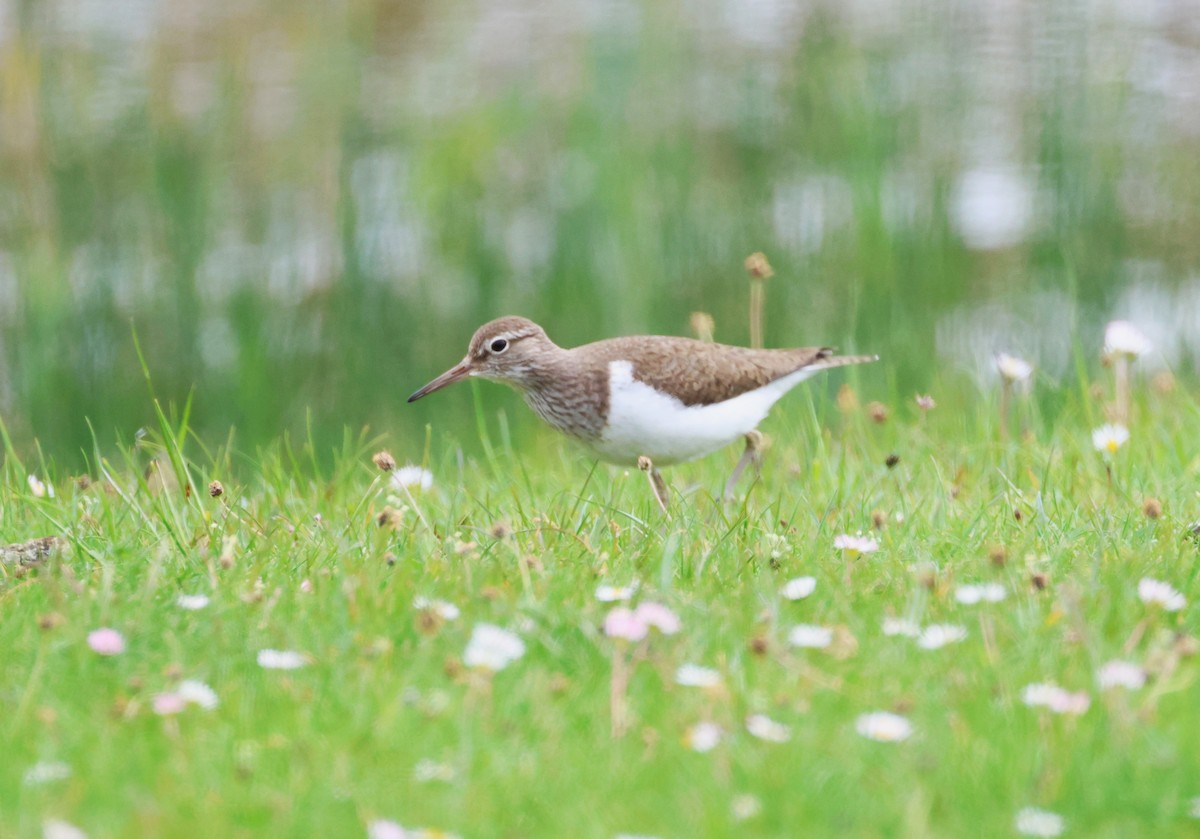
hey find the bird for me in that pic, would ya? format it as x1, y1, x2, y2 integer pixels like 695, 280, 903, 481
408, 316, 877, 509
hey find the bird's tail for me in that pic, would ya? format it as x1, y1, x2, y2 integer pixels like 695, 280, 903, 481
806, 352, 879, 371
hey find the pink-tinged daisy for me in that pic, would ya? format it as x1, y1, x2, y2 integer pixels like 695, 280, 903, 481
1097, 660, 1146, 690
833, 534, 879, 556
787, 624, 833, 649
634, 602, 681, 635
674, 664, 721, 688
413, 597, 460, 620
915, 394, 936, 411
1015, 807, 1065, 837
781, 576, 816, 601
87, 628, 125, 656
1138, 577, 1185, 611
745, 714, 791, 743
684, 722, 723, 753
855, 711, 913, 742
1021, 683, 1090, 715
152, 693, 188, 716
603, 607, 648, 642
257, 649, 306, 670
462, 624, 525, 671
366, 820, 407, 839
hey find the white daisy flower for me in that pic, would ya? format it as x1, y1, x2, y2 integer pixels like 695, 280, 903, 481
595, 583, 638, 602
745, 714, 791, 743
391, 466, 434, 491
1104, 320, 1152, 358
463, 623, 525, 671
996, 353, 1034, 382
882, 617, 921, 637
685, 721, 723, 753
1015, 807, 1065, 837
1138, 577, 1186, 611
257, 649, 307, 670
413, 759, 457, 783
855, 711, 913, 742
833, 534, 879, 555
731, 793, 762, 821
917, 624, 967, 649
176, 594, 210, 611
1097, 660, 1146, 690
178, 679, 219, 710
28, 474, 54, 498
43, 820, 86, 839
674, 664, 722, 688
23, 761, 71, 786
1091, 424, 1130, 455
413, 597, 460, 620
1021, 683, 1090, 715
787, 624, 833, 649
1189, 797, 1200, 819
954, 583, 1006, 605
781, 576, 817, 601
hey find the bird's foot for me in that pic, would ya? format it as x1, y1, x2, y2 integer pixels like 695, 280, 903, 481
723, 430, 769, 504
637, 455, 670, 513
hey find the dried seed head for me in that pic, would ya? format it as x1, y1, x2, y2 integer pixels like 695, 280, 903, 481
1142, 498, 1163, 520
871, 509, 887, 530
37, 612, 65, 631
988, 544, 1008, 568
489, 521, 514, 541
372, 451, 397, 472
884, 453, 900, 469
208, 480, 224, 498
749, 636, 770, 656
836, 384, 859, 412
689, 311, 715, 342
1013, 508, 1023, 522
743, 252, 774, 280
1030, 572, 1048, 591
867, 402, 889, 423
1152, 371, 1176, 394
637, 455, 653, 472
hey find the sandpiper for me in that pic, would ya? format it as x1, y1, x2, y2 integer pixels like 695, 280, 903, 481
408, 316, 876, 508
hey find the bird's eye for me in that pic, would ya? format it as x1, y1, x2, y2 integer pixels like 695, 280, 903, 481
489, 338, 509, 354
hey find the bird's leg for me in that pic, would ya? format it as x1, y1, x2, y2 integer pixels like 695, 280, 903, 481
724, 430, 767, 503
637, 455, 669, 513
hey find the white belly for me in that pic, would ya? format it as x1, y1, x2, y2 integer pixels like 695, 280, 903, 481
588, 361, 816, 466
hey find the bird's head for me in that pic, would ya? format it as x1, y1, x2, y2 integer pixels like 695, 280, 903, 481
408, 316, 555, 402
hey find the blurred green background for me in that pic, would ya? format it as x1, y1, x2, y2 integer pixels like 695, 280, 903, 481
1, 0, 1197, 465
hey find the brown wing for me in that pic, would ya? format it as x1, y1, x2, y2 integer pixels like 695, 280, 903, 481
582, 336, 833, 407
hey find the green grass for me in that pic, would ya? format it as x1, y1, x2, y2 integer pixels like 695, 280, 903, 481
3, 373, 1199, 838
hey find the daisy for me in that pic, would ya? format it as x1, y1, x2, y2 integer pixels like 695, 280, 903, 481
23, 761, 71, 786
1015, 807, 1065, 837
745, 714, 791, 743
413, 597, 460, 620
855, 711, 912, 742
178, 679, 219, 709
1096, 660, 1145, 690
634, 602, 681, 635
257, 649, 306, 670
917, 624, 967, 649
87, 628, 125, 656
787, 624, 833, 649
684, 722, 723, 753
176, 594, 210, 611
781, 576, 816, 601
674, 664, 721, 688
954, 583, 1006, 605
1104, 320, 1152, 358
463, 624, 525, 671
42, 821, 87, 839
1138, 577, 1186, 611
1091, 424, 1130, 455
391, 466, 434, 491
152, 693, 188, 716
595, 583, 638, 602
731, 794, 763, 821
833, 534, 879, 556
1021, 683, 1090, 715
603, 608, 648, 642
27, 474, 54, 498
915, 394, 936, 411
882, 617, 921, 637
996, 353, 1033, 383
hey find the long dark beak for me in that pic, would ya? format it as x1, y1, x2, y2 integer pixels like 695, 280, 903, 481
408, 359, 472, 403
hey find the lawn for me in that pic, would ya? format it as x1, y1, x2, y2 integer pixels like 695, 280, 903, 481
3, 351, 1198, 838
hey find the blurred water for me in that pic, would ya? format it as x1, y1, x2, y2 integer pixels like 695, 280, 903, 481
0, 0, 1198, 460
